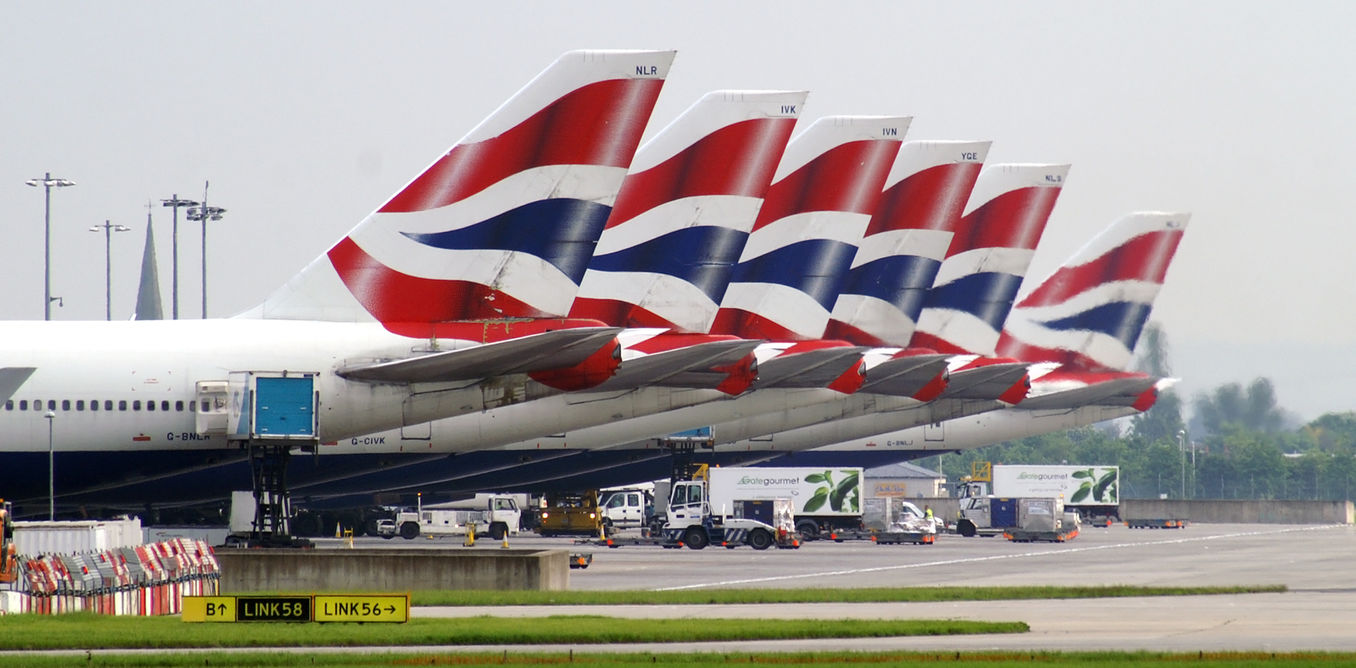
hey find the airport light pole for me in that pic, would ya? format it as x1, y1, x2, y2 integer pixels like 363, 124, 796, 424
160, 195, 199, 319
89, 221, 132, 320
1178, 429, 1187, 499
45, 410, 55, 521
25, 173, 77, 320
185, 182, 225, 319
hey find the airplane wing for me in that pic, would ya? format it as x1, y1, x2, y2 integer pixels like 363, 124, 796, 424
336, 327, 622, 383
859, 354, 952, 398
594, 339, 763, 392
1019, 375, 1162, 410
753, 347, 867, 390
0, 367, 36, 403
938, 362, 1031, 401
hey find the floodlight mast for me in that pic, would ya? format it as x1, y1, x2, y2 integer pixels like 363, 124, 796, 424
25, 173, 76, 320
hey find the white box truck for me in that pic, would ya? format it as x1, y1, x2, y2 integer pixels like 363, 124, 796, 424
991, 465, 1120, 523
707, 467, 863, 540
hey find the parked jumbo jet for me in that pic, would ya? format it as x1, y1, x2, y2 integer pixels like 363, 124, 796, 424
0, 50, 680, 513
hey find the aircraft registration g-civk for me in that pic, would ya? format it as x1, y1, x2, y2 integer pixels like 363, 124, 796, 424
0, 49, 1189, 518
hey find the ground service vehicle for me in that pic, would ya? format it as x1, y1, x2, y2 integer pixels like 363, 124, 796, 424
537, 491, 602, 537
598, 487, 654, 529
954, 464, 1078, 540
664, 466, 790, 550
383, 494, 522, 540
0, 501, 15, 584
990, 464, 1120, 523
705, 466, 864, 539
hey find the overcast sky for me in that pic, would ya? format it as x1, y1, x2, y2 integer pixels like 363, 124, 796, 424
3, 2, 1354, 421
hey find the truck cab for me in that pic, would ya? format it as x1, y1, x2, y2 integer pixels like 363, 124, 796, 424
599, 488, 654, 529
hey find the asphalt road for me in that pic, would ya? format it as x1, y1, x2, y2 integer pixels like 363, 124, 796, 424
405, 522, 1356, 652
13, 522, 1349, 658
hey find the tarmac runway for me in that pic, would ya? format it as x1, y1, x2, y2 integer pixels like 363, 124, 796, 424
409, 522, 1356, 652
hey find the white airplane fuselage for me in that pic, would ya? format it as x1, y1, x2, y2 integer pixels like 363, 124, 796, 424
0, 319, 551, 453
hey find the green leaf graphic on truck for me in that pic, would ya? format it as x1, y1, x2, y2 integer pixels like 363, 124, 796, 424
1069, 467, 1119, 504
802, 470, 860, 513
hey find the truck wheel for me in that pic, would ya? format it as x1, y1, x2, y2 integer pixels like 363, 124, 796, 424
747, 529, 773, 551
957, 519, 976, 538
795, 519, 820, 541
489, 523, 507, 540
683, 527, 709, 550
399, 521, 420, 540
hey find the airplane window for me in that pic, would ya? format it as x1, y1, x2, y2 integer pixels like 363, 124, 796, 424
4, 400, 11, 410
105, 400, 113, 411
161, 401, 170, 412
19, 400, 27, 410
200, 400, 209, 412
147, 401, 155, 412
32, 400, 41, 411
62, 400, 70, 411
119, 400, 127, 411
76, 400, 84, 411
47, 400, 56, 411
133, 400, 142, 411
175, 401, 184, 412
90, 400, 99, 412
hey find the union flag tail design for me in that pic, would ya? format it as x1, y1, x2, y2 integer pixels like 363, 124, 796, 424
996, 211, 1189, 372
569, 90, 806, 333
824, 140, 989, 347
709, 115, 910, 341
908, 163, 1069, 356
247, 49, 675, 324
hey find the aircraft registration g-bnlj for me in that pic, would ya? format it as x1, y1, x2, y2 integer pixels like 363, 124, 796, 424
0, 50, 680, 514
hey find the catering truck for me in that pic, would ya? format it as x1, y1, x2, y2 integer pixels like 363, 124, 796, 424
706, 467, 863, 540
990, 465, 1120, 523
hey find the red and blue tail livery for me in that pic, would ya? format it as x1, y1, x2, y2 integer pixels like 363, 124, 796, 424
997, 212, 1189, 372
825, 140, 989, 347
570, 90, 806, 333
252, 50, 675, 325
909, 163, 1069, 356
710, 115, 909, 341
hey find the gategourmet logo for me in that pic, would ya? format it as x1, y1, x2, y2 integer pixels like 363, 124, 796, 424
1016, 472, 1068, 481
737, 476, 801, 486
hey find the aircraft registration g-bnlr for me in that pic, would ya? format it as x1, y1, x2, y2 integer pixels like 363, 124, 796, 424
0, 50, 681, 508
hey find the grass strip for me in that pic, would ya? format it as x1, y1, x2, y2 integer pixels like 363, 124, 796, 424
404, 584, 1285, 606
4, 650, 1354, 667
0, 614, 1024, 651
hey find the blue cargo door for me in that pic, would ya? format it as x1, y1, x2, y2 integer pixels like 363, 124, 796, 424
255, 376, 315, 436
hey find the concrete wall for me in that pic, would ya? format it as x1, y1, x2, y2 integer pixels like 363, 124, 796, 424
216, 549, 569, 593
1122, 499, 1355, 524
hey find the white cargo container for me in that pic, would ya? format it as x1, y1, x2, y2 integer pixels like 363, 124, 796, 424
707, 467, 863, 538
991, 465, 1120, 521
12, 518, 143, 556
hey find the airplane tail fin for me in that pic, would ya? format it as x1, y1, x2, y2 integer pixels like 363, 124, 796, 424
908, 163, 1070, 356
709, 115, 910, 341
824, 140, 990, 347
996, 212, 1190, 371
569, 90, 807, 333
246, 49, 675, 325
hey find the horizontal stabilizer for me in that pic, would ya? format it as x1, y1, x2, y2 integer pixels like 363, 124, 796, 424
754, 346, 866, 389
0, 367, 36, 403
594, 339, 762, 391
337, 327, 622, 383
1019, 375, 1161, 410
859, 354, 951, 397
938, 362, 1030, 401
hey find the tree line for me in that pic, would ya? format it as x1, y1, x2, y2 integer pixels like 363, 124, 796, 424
913, 326, 1356, 502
